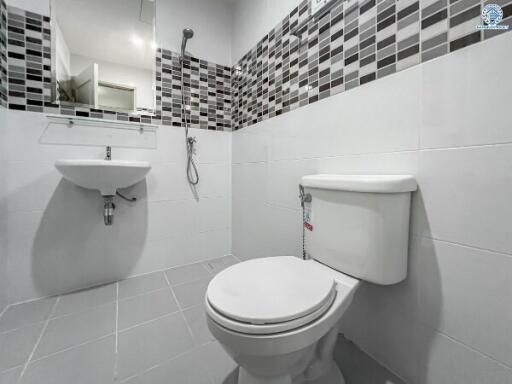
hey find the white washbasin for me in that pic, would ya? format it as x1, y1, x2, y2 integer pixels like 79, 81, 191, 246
55, 159, 151, 196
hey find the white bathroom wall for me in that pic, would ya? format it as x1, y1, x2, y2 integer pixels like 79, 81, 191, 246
232, 32, 512, 384
4, 110, 232, 304
230, 0, 300, 63
156, 0, 233, 66
0, 108, 8, 313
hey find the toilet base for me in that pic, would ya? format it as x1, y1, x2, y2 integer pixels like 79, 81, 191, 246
238, 363, 345, 384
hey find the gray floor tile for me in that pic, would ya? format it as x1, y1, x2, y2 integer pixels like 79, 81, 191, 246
202, 255, 238, 276
0, 323, 43, 371
0, 367, 22, 384
0, 298, 56, 332
183, 305, 214, 346
118, 289, 179, 331
123, 348, 211, 384
19, 336, 115, 384
197, 342, 238, 384
166, 263, 210, 286
34, 303, 115, 359
117, 312, 194, 380
334, 336, 407, 384
53, 283, 116, 318
173, 279, 210, 309
118, 272, 168, 300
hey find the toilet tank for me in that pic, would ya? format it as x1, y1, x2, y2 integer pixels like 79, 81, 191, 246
301, 175, 417, 285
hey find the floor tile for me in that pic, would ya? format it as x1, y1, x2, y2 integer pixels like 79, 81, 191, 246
202, 255, 238, 276
19, 336, 115, 384
183, 305, 214, 346
172, 279, 210, 309
0, 367, 22, 384
34, 303, 115, 359
118, 272, 168, 300
52, 283, 116, 318
122, 348, 211, 384
197, 342, 238, 384
334, 336, 407, 384
118, 289, 179, 331
0, 323, 43, 371
166, 263, 211, 286
0, 298, 56, 332
117, 312, 195, 380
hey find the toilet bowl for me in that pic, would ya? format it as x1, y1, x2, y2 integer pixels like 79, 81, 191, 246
205, 175, 417, 384
206, 256, 360, 384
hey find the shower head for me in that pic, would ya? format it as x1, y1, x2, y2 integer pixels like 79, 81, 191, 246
180, 28, 194, 60
183, 28, 194, 39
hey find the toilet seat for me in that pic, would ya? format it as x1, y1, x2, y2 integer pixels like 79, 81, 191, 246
206, 256, 338, 335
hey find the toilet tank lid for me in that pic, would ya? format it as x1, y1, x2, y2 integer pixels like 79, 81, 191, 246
301, 174, 417, 193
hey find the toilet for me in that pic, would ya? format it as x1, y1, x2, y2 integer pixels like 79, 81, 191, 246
205, 174, 417, 384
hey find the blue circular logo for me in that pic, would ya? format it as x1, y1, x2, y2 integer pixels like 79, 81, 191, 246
482, 4, 503, 26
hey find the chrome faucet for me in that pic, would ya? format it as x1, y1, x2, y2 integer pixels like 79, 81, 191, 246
105, 146, 112, 161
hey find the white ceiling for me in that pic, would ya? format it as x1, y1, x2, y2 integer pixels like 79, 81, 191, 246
54, 0, 155, 70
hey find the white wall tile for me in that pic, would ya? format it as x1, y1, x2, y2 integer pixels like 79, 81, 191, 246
421, 33, 512, 149
413, 144, 512, 254
415, 236, 512, 367
416, 328, 512, 384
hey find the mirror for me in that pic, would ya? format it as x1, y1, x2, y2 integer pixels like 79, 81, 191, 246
50, 0, 156, 114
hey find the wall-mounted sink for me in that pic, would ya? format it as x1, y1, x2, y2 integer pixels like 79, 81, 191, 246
55, 159, 151, 196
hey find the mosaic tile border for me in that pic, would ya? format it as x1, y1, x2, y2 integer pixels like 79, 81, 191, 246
1, 5, 232, 131
231, 0, 512, 130
0, 0, 7, 107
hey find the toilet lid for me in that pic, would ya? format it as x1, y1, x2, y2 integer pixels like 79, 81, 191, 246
206, 256, 336, 325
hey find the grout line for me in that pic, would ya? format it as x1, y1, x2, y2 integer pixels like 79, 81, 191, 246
0, 303, 9, 319
416, 234, 512, 260
114, 282, 119, 383
433, 330, 512, 371
115, 282, 119, 353
27, 333, 115, 365
163, 272, 196, 343
18, 297, 60, 381
117, 309, 182, 334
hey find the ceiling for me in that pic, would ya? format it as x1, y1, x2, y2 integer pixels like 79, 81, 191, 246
54, 0, 155, 70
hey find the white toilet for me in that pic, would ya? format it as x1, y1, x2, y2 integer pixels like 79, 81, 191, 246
205, 174, 417, 384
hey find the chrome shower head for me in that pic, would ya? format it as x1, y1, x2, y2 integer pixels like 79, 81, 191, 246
180, 28, 194, 60
183, 28, 194, 39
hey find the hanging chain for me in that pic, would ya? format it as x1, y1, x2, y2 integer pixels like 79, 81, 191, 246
299, 184, 312, 260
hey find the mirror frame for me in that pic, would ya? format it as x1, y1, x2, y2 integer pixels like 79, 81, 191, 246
49, 0, 157, 116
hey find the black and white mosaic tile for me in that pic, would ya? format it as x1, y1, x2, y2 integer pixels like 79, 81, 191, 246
0, 0, 7, 107
158, 49, 232, 130
1, 5, 232, 131
231, 0, 512, 130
